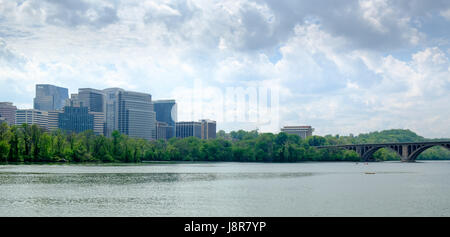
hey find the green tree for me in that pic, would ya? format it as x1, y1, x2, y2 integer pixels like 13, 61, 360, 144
0, 140, 9, 162
38, 133, 52, 161
21, 124, 32, 160
52, 130, 66, 160
0, 123, 11, 162
112, 130, 122, 160
30, 124, 42, 161
8, 126, 21, 162
306, 136, 327, 146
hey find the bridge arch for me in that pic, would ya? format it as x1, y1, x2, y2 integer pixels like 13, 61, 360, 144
408, 144, 450, 161
360, 145, 403, 162
360, 146, 382, 161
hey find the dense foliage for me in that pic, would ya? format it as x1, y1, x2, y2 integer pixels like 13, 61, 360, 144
0, 123, 448, 163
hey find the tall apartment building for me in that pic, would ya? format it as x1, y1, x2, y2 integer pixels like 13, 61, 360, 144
15, 109, 48, 129
200, 119, 216, 139
103, 88, 124, 137
153, 100, 177, 139
0, 102, 17, 125
34, 84, 68, 111
58, 104, 93, 134
117, 90, 156, 140
280, 126, 314, 139
176, 121, 202, 139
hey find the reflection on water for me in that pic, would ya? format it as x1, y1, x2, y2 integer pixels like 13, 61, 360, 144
0, 172, 314, 185
1, 161, 450, 217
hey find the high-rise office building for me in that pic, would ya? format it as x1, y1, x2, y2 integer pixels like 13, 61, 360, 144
90, 112, 105, 135
15, 109, 48, 129
117, 90, 156, 140
58, 104, 94, 134
156, 121, 169, 140
153, 100, 177, 139
0, 102, 17, 125
77, 88, 105, 135
280, 126, 314, 139
78, 88, 106, 113
34, 84, 68, 111
200, 119, 216, 139
176, 121, 202, 139
47, 110, 62, 131
66, 93, 80, 106
103, 88, 124, 137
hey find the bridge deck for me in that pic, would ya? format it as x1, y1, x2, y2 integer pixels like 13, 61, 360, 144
316, 141, 450, 148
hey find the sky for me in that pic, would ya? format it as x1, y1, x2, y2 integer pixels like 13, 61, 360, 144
0, 0, 449, 138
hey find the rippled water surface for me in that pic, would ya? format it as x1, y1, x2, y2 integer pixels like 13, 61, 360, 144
1, 161, 450, 216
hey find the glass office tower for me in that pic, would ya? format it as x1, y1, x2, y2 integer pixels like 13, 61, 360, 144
153, 100, 177, 139
34, 84, 69, 111
58, 105, 94, 133
103, 88, 124, 137
78, 88, 106, 113
77, 88, 106, 135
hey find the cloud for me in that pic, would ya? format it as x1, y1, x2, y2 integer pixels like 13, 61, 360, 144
440, 9, 450, 21
46, 0, 119, 28
0, 39, 27, 68
0, 0, 449, 138
143, 0, 198, 30
0, 0, 119, 28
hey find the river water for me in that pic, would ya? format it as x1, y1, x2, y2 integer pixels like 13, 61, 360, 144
0, 161, 449, 216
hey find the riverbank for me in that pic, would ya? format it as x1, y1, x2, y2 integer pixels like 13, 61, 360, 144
1, 124, 449, 164
1, 158, 449, 166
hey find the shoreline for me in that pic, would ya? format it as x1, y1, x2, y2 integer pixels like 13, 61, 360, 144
1, 159, 449, 166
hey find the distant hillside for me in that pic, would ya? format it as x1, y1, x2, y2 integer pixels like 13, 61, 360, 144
354, 129, 427, 143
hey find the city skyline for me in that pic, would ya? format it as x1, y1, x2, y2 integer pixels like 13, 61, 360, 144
0, 79, 446, 139
0, 0, 449, 138
1, 83, 226, 141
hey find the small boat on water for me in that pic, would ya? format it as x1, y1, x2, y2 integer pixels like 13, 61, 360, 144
365, 172, 376, 175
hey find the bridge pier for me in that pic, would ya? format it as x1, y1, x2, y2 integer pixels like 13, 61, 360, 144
400, 145, 412, 162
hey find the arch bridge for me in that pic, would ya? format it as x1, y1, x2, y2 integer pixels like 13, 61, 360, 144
317, 141, 450, 162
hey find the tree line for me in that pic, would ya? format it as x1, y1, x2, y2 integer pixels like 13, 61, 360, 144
0, 123, 448, 163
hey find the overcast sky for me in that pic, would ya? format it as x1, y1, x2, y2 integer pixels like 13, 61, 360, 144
0, 0, 449, 138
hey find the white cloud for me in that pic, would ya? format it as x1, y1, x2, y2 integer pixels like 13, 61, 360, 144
0, 0, 449, 138
359, 0, 392, 33
441, 9, 450, 20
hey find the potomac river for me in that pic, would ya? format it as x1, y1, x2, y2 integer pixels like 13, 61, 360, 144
1, 161, 450, 216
